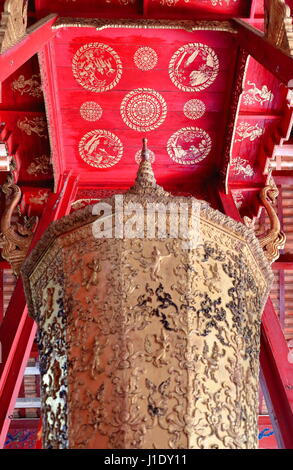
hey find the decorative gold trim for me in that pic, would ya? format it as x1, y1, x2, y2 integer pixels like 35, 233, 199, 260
0, 0, 27, 54
53, 18, 237, 34
223, 49, 249, 192
257, 177, 286, 263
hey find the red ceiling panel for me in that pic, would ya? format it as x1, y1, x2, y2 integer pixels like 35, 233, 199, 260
43, 26, 238, 188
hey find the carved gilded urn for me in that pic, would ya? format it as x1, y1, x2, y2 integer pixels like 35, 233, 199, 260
22, 141, 273, 449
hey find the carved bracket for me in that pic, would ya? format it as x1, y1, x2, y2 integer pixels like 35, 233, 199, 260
0, 172, 37, 275
257, 178, 286, 263
0, 0, 28, 54
265, 0, 293, 57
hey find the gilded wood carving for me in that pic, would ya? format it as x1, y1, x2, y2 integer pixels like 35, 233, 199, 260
22, 144, 273, 449
0, 0, 27, 54
0, 173, 37, 275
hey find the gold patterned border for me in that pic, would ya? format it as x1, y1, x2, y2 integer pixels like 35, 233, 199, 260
53, 18, 237, 34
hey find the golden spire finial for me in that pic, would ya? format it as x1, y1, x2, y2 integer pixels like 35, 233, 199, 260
128, 139, 168, 197
141, 137, 150, 162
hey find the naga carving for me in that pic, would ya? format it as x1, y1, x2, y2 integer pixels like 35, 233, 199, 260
0, 173, 37, 275
258, 179, 286, 263
0, 0, 28, 54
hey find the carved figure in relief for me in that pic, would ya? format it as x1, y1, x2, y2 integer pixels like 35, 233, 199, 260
243, 81, 274, 106
29, 190, 49, 205
145, 329, 171, 367
201, 262, 221, 294
27, 155, 51, 176
11, 74, 42, 98
17, 116, 47, 138
135, 246, 171, 281
81, 258, 101, 291
201, 341, 225, 383
231, 156, 254, 178
234, 122, 264, 143
91, 337, 106, 379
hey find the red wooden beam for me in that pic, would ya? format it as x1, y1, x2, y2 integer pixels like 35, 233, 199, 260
0, 173, 78, 448
273, 171, 293, 185
0, 269, 2, 323
273, 254, 293, 270
233, 19, 293, 86
217, 187, 293, 449
260, 298, 293, 449
0, 14, 57, 84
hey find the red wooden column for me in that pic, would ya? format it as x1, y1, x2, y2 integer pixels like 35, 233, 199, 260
233, 19, 293, 86
0, 14, 57, 84
216, 189, 293, 449
0, 173, 78, 449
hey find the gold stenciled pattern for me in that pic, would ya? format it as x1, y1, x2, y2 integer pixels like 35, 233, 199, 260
169, 43, 219, 92
120, 88, 167, 132
72, 43, 122, 93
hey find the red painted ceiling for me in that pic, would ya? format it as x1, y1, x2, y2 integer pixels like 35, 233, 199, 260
43, 25, 238, 192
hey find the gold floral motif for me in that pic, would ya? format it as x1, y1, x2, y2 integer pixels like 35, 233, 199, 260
78, 129, 123, 168
183, 99, 206, 120
17, 116, 48, 138
80, 102, 103, 121
169, 43, 219, 92
120, 89, 167, 132
27, 155, 52, 176
72, 43, 122, 93
167, 127, 212, 165
134, 47, 158, 71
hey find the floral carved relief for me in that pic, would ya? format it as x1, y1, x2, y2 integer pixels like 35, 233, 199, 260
22, 156, 272, 449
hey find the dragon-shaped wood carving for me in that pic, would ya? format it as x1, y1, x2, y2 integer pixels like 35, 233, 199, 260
0, 173, 37, 275
258, 178, 286, 263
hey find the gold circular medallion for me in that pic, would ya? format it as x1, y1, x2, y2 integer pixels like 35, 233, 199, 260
169, 43, 219, 92
120, 88, 167, 132
167, 127, 212, 165
72, 43, 122, 93
80, 102, 103, 121
183, 99, 206, 120
79, 130, 123, 168
134, 47, 158, 71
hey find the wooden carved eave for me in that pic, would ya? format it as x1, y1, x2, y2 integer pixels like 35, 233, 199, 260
265, 0, 293, 56
0, 0, 28, 54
